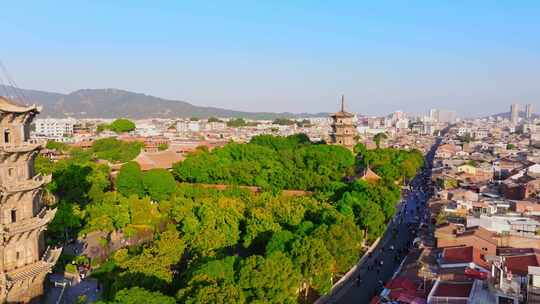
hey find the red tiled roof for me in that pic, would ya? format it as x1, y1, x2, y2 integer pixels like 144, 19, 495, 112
442, 246, 489, 269
505, 254, 540, 276
443, 246, 474, 264
134, 150, 185, 171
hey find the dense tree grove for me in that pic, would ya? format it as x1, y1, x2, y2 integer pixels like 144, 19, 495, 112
355, 142, 424, 183
92, 138, 143, 163
172, 134, 355, 191
42, 134, 425, 303
98, 118, 137, 133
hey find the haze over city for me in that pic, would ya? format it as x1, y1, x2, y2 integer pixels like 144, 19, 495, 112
2, 1, 539, 116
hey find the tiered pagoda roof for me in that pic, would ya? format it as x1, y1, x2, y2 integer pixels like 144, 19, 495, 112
0, 96, 41, 114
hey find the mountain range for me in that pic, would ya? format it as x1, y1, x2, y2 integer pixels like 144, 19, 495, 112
0, 85, 327, 119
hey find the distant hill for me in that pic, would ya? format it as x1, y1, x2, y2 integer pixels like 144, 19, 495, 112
0, 85, 327, 119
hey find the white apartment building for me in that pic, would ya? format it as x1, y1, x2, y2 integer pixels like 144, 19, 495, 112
34, 118, 76, 139
457, 127, 471, 136
176, 121, 200, 133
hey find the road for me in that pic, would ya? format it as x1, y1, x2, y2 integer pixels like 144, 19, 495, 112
335, 138, 441, 304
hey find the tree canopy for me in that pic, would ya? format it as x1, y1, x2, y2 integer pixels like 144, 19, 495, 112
173, 134, 355, 191
92, 138, 143, 163
109, 119, 136, 133
43, 134, 425, 303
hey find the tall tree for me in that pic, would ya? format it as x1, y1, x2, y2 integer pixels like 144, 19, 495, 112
116, 162, 145, 197
142, 169, 176, 201
238, 252, 302, 303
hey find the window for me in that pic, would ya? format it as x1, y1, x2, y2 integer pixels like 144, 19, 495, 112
11, 210, 16, 223
3, 129, 9, 144
7, 168, 13, 177
15, 251, 20, 259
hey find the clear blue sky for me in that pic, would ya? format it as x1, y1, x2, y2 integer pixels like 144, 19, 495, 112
1, 1, 539, 116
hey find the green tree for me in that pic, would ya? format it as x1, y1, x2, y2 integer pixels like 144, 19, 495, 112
226, 118, 247, 127
142, 169, 176, 201
177, 256, 245, 304
238, 252, 301, 303
92, 138, 143, 163
290, 237, 335, 296
49, 164, 93, 203
35, 154, 55, 175
243, 207, 281, 248
312, 218, 363, 273
116, 162, 144, 197
208, 117, 223, 123
114, 230, 185, 291
158, 143, 169, 151
373, 132, 388, 149
98, 287, 176, 304
109, 119, 136, 133
97, 123, 109, 133
180, 198, 244, 255
272, 118, 295, 125
46, 140, 70, 152
48, 201, 83, 242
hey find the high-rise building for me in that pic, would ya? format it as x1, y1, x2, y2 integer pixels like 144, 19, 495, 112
0, 96, 60, 302
510, 104, 519, 124
526, 104, 534, 120
429, 109, 456, 123
329, 95, 357, 150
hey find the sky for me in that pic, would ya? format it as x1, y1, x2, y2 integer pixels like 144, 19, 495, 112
1, 1, 539, 117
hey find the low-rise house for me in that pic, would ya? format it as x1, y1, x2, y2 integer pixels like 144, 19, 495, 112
467, 215, 540, 237
427, 280, 487, 304
438, 246, 490, 271
511, 200, 540, 216
457, 164, 477, 175
491, 252, 540, 303
436, 225, 498, 257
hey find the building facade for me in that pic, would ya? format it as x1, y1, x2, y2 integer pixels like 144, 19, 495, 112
329, 96, 357, 150
511, 104, 519, 124
526, 104, 534, 121
34, 118, 76, 139
0, 97, 60, 303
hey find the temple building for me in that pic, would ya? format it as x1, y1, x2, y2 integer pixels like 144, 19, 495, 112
329, 95, 358, 150
0, 96, 60, 303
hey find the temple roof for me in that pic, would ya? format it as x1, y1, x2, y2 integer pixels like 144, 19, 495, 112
330, 95, 355, 118
0, 96, 41, 113
331, 110, 355, 118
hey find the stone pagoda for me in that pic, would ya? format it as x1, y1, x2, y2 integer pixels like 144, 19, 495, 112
0, 96, 60, 303
329, 95, 357, 150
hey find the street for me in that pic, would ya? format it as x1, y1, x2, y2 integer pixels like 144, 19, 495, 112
335, 138, 441, 304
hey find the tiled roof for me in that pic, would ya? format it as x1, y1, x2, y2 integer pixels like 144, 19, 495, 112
505, 254, 540, 276
443, 246, 474, 264
441, 246, 489, 269
0, 96, 41, 113
134, 150, 184, 171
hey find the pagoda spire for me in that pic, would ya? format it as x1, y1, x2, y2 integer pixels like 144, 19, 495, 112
341, 94, 345, 112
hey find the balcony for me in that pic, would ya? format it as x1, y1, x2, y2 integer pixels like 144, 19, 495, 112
3, 174, 51, 193
4, 207, 57, 237
0, 140, 42, 153
5, 246, 62, 283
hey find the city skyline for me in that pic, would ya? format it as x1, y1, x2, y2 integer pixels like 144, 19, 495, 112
1, 1, 539, 116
